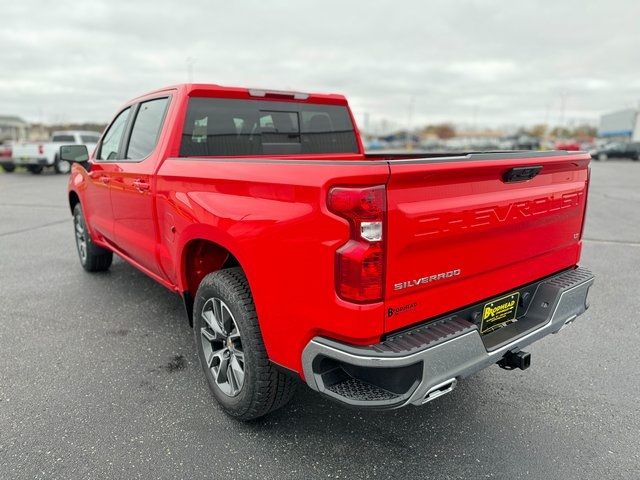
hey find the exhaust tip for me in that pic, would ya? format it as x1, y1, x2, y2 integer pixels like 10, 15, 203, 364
423, 378, 457, 404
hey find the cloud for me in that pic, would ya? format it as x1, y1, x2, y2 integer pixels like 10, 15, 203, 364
0, 0, 638, 127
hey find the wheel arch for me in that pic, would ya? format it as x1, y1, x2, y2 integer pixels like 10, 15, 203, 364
68, 190, 80, 214
179, 237, 244, 326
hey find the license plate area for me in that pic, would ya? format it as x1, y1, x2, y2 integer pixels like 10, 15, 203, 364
383, 269, 575, 352
480, 292, 520, 334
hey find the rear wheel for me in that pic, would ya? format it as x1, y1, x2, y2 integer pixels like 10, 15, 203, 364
73, 203, 112, 272
1, 163, 15, 173
27, 165, 43, 174
194, 268, 296, 420
54, 155, 71, 174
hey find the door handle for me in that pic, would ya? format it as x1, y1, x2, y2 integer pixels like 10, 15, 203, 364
132, 179, 150, 192
89, 171, 109, 183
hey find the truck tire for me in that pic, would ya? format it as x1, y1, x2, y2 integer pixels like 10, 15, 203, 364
1, 163, 15, 173
73, 203, 112, 272
54, 155, 71, 174
194, 268, 296, 420
27, 165, 43, 174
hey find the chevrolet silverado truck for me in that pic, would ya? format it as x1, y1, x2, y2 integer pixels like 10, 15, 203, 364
62, 84, 594, 420
11, 130, 100, 174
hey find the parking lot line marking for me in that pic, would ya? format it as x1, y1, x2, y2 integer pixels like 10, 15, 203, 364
0, 203, 67, 209
0, 219, 68, 238
583, 238, 640, 247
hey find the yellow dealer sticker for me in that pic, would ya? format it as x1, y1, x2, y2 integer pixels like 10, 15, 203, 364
481, 292, 520, 334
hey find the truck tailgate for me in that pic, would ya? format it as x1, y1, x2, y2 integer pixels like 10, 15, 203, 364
384, 152, 590, 333
12, 143, 45, 159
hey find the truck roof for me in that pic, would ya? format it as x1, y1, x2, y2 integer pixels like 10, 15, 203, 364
131, 83, 349, 106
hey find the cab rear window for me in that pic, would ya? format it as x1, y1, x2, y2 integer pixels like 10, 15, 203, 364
80, 135, 100, 143
179, 98, 359, 156
52, 135, 75, 142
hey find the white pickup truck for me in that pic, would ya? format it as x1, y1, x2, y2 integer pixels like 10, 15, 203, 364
9, 130, 100, 174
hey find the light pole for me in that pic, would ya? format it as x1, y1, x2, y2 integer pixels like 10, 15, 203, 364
406, 95, 415, 150
186, 57, 196, 83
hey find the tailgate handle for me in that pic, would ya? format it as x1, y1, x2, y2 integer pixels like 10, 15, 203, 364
503, 166, 542, 183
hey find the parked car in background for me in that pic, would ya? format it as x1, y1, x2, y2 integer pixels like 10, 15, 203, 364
9, 130, 100, 174
418, 139, 445, 151
590, 142, 640, 161
364, 138, 391, 151
64, 83, 594, 421
499, 134, 540, 151
554, 140, 581, 151
579, 141, 596, 152
0, 142, 14, 172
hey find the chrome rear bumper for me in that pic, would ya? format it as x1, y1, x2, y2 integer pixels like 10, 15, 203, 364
302, 267, 594, 409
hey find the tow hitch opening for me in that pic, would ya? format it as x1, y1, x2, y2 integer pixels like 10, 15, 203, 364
498, 350, 531, 371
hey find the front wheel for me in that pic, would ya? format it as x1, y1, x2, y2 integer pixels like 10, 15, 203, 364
597, 153, 608, 161
194, 268, 296, 420
1, 163, 15, 173
73, 203, 112, 272
27, 165, 43, 174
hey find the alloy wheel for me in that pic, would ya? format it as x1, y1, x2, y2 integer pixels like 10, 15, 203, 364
200, 297, 245, 397
74, 212, 88, 263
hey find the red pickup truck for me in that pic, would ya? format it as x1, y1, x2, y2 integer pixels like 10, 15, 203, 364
63, 84, 594, 420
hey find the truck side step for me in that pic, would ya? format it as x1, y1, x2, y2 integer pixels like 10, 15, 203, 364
325, 376, 400, 402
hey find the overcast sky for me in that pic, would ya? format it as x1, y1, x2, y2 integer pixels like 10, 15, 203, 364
1, 0, 639, 129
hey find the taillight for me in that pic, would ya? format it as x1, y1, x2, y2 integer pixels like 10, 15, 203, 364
328, 185, 386, 303
38, 145, 44, 155
579, 166, 591, 239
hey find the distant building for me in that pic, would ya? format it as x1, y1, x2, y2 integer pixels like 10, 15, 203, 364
26, 123, 50, 141
598, 108, 640, 141
0, 115, 27, 142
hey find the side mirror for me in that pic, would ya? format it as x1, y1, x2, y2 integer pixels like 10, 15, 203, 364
60, 145, 89, 163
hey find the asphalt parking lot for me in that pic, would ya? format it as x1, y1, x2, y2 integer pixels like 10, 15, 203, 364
0, 161, 639, 480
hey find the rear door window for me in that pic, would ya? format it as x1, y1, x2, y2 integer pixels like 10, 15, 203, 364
126, 97, 169, 160
179, 98, 359, 156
